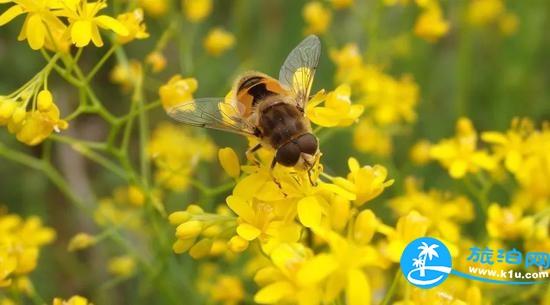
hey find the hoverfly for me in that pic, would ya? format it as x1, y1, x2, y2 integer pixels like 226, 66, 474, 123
166, 35, 321, 179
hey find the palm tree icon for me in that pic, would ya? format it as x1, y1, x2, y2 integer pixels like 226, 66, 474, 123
415, 242, 439, 277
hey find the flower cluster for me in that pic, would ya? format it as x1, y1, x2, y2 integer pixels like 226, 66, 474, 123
167, 102, 401, 304
0, 0, 151, 50
149, 122, 216, 192
384, 0, 450, 42
467, 0, 519, 35
0, 212, 55, 287
330, 44, 420, 156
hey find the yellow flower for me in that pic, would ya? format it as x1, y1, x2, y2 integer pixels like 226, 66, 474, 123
107, 255, 136, 277
353, 119, 393, 157
67, 233, 96, 251
334, 157, 394, 206
159, 75, 198, 110
481, 118, 533, 174
227, 195, 302, 254
127, 185, 145, 206
138, 0, 168, 17
183, 0, 212, 22
359, 66, 420, 126
203, 28, 235, 56
306, 85, 364, 127
498, 12, 518, 35
145, 51, 167, 73
109, 60, 142, 91
52, 295, 91, 305
0, 0, 68, 50
149, 122, 215, 191
59, 0, 129, 47
486, 203, 533, 240
116, 8, 149, 44
414, 5, 450, 42
331, 0, 354, 9
210, 276, 245, 305
383, 211, 430, 262
0, 213, 55, 285
409, 139, 432, 165
430, 117, 497, 178
253, 243, 324, 305
467, 0, 504, 25
390, 178, 474, 242
10, 103, 68, 146
330, 43, 363, 83
218, 147, 241, 178
302, 1, 331, 34
0, 251, 16, 287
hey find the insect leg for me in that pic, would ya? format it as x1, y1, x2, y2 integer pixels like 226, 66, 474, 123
245, 143, 262, 165
307, 167, 317, 187
269, 157, 286, 196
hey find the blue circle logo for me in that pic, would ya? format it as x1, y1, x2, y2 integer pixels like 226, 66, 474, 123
400, 237, 452, 289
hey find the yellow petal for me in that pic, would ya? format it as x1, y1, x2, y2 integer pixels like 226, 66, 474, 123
297, 254, 337, 285
237, 223, 261, 240
71, 20, 92, 47
218, 147, 240, 178
297, 196, 322, 228
226, 195, 255, 223
90, 23, 103, 47
254, 281, 293, 304
449, 159, 468, 178
26, 14, 45, 50
0, 5, 24, 26
95, 15, 129, 35
346, 269, 371, 305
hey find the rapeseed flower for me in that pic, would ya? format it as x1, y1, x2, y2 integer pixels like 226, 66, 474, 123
159, 75, 198, 110
52, 296, 91, 305
302, 1, 331, 34
0, 0, 68, 50
139, 0, 168, 17
148, 122, 216, 191
0, 213, 55, 286
183, 0, 212, 23
390, 178, 474, 242
306, 85, 364, 127
58, 0, 129, 47
203, 28, 235, 56
116, 8, 149, 44
414, 4, 450, 42
145, 51, 167, 73
429, 117, 496, 178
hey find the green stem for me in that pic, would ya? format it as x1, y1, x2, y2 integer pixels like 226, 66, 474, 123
86, 44, 117, 82
380, 269, 401, 305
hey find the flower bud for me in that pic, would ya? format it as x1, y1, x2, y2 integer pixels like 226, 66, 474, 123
169, 211, 191, 225
228, 235, 248, 253
176, 220, 203, 239
189, 238, 213, 259
173, 238, 196, 254
37, 90, 53, 111
218, 147, 240, 178
68, 233, 96, 251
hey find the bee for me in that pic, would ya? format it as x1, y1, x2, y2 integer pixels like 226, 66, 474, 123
166, 35, 321, 179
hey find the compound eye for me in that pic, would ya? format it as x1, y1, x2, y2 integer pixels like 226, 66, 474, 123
296, 133, 318, 155
275, 142, 301, 166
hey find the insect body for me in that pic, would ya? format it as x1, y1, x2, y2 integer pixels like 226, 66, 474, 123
166, 35, 321, 172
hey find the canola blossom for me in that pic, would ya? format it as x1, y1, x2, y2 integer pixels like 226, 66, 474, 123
0, 0, 548, 304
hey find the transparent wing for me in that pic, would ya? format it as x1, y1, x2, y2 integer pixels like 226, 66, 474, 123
166, 98, 256, 136
278, 35, 321, 109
